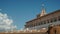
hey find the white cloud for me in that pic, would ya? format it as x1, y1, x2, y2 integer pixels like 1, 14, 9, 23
0, 12, 17, 32
0, 13, 12, 25
3, 19, 13, 25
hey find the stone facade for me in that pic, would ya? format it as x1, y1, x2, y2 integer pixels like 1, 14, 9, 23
47, 25, 60, 34
25, 10, 60, 30
1, 25, 60, 34
0, 10, 60, 34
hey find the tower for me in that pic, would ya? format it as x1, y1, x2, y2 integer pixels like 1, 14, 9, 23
37, 2, 46, 18
40, 3, 46, 17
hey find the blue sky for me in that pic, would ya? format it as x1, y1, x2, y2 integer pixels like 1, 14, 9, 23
0, 0, 60, 30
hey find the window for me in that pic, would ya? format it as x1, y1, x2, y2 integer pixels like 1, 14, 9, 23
36, 23, 37, 26
41, 22, 43, 25
47, 20, 50, 23
54, 18, 57, 22
54, 29, 56, 34
32, 24, 34, 27
59, 18, 60, 21
38, 22, 41, 25
58, 16, 60, 21
44, 21, 46, 24
50, 19, 53, 23
30, 24, 32, 27
34, 24, 35, 26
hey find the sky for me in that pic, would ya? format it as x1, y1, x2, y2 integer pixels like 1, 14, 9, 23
0, 0, 60, 30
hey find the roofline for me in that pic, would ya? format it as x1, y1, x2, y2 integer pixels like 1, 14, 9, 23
26, 9, 60, 23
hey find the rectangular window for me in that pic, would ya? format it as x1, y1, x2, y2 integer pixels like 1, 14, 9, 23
54, 18, 57, 22
58, 16, 60, 21
44, 21, 46, 24
41, 22, 43, 25
38, 22, 41, 25
47, 20, 49, 23
50, 19, 53, 23
58, 18, 60, 21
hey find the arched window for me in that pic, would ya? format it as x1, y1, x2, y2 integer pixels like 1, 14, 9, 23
54, 28, 56, 34
54, 30, 56, 34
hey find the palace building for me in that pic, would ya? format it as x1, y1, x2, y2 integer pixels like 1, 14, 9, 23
25, 4, 60, 30
25, 9, 60, 30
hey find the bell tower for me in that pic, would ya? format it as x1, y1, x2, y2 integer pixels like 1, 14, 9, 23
37, 1, 47, 18
40, 3, 46, 17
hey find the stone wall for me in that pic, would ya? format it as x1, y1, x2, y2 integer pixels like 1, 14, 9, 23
0, 32, 46, 34
48, 25, 60, 34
